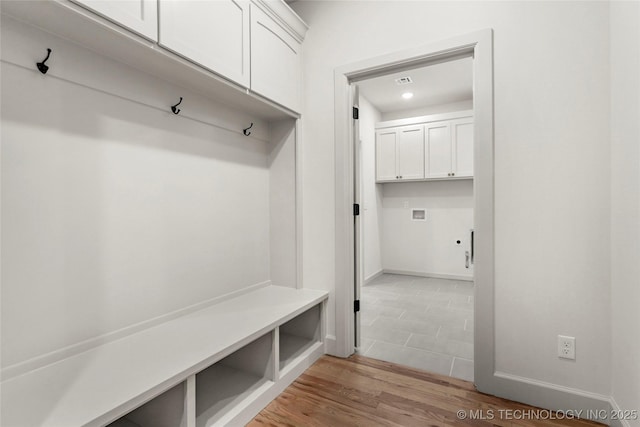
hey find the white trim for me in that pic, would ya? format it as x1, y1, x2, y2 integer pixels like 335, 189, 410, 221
334, 30, 495, 385
363, 270, 384, 285
376, 109, 473, 130
251, 0, 309, 43
295, 119, 304, 289
382, 269, 473, 282
323, 334, 337, 355
609, 397, 631, 427
494, 371, 623, 426
1, 280, 272, 381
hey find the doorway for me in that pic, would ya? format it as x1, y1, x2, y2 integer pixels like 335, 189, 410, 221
353, 58, 475, 380
333, 29, 494, 390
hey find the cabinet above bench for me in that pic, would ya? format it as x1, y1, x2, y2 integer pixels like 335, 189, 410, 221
1, 0, 306, 118
376, 110, 474, 183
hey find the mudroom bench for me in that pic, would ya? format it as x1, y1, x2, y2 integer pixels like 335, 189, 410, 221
1, 286, 328, 427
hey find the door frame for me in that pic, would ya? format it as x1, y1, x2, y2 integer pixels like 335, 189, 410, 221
333, 29, 494, 391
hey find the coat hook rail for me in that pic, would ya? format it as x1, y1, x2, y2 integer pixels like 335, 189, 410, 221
36, 48, 52, 74
171, 97, 183, 115
243, 123, 254, 136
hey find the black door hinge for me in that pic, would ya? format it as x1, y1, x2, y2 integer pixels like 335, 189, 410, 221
352, 106, 359, 120
354, 300, 360, 313
353, 203, 360, 216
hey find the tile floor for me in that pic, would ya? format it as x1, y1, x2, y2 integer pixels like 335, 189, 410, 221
357, 273, 474, 381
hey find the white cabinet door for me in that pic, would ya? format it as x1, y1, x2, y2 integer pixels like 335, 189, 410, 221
397, 125, 424, 180
376, 129, 397, 182
71, 0, 158, 40
452, 118, 474, 178
425, 123, 452, 179
250, 5, 302, 112
159, 0, 250, 87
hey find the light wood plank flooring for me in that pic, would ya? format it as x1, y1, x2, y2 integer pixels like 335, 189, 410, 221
248, 355, 603, 426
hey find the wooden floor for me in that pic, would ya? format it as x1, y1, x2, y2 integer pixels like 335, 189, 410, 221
248, 355, 603, 427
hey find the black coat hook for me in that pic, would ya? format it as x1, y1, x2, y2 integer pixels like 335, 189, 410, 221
171, 97, 183, 115
243, 123, 254, 136
36, 48, 52, 74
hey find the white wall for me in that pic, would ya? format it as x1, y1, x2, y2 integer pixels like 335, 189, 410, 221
610, 0, 640, 421
269, 119, 298, 288
381, 181, 473, 280
381, 99, 473, 121
358, 96, 383, 281
0, 18, 294, 371
292, 0, 611, 396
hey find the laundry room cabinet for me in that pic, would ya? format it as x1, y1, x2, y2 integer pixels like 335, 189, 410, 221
376, 111, 474, 183
451, 117, 474, 177
376, 125, 425, 182
425, 117, 474, 179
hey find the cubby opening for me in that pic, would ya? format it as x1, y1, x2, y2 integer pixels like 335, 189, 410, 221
108, 382, 187, 427
196, 332, 274, 427
279, 304, 322, 372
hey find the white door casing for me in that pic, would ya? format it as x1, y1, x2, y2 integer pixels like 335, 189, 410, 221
334, 29, 494, 393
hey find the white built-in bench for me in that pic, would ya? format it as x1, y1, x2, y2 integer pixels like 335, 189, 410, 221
1, 286, 328, 427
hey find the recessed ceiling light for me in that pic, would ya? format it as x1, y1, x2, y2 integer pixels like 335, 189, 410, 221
402, 92, 414, 100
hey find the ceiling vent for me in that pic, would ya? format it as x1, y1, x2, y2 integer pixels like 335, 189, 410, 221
395, 76, 413, 85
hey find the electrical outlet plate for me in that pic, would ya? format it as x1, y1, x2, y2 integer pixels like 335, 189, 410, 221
558, 335, 576, 360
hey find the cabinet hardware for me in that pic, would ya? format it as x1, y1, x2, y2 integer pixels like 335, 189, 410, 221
243, 122, 254, 136
171, 97, 183, 115
36, 48, 52, 74
465, 251, 470, 269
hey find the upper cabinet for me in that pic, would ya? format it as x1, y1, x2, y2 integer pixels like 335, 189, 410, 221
12, 0, 308, 116
424, 122, 452, 179
70, 0, 158, 41
451, 117, 474, 178
376, 111, 474, 183
376, 129, 398, 182
158, 0, 304, 111
376, 125, 425, 182
250, 4, 303, 112
158, 0, 251, 88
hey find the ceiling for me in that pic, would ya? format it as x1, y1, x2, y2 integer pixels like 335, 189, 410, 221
357, 57, 473, 114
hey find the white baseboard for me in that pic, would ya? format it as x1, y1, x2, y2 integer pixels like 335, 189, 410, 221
324, 334, 337, 356
491, 371, 621, 426
1, 280, 272, 381
364, 270, 384, 285
383, 269, 473, 282
608, 397, 631, 427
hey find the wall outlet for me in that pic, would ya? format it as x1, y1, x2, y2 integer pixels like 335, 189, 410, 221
558, 335, 576, 360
